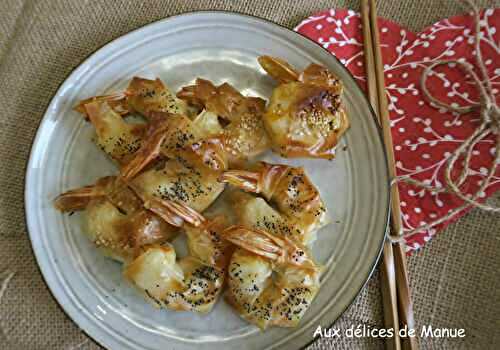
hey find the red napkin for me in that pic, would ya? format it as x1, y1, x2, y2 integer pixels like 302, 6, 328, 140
296, 9, 499, 253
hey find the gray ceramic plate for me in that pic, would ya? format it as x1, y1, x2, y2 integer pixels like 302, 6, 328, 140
25, 11, 389, 350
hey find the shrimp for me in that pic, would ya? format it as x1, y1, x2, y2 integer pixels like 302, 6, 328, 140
84, 100, 145, 165
223, 225, 320, 329
83, 97, 223, 179
184, 215, 234, 271
74, 77, 188, 120
54, 176, 177, 262
124, 245, 224, 313
258, 56, 349, 159
74, 92, 129, 117
177, 78, 270, 163
75, 76, 224, 173
128, 138, 228, 213
126, 77, 188, 118
220, 161, 329, 245
124, 206, 232, 313
151, 110, 223, 159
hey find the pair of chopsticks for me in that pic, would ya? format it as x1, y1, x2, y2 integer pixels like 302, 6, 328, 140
360, 1, 418, 350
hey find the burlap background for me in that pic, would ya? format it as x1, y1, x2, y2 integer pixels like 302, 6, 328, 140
1, 0, 499, 349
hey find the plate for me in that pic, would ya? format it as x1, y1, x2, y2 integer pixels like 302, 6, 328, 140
25, 11, 389, 350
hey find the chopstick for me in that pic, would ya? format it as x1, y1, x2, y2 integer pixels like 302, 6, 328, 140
361, 1, 418, 350
369, 1, 419, 349
361, 2, 401, 350
366, 2, 418, 349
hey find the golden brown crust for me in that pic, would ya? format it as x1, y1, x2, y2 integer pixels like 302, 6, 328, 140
125, 211, 176, 248
224, 227, 320, 329
126, 77, 187, 118
73, 77, 187, 121
177, 78, 269, 162
124, 246, 225, 313
259, 57, 349, 159
55, 176, 178, 261
177, 78, 266, 122
83, 101, 145, 165
299, 63, 343, 91
222, 162, 328, 245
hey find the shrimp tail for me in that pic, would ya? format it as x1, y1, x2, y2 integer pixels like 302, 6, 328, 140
223, 225, 317, 270
258, 56, 300, 83
159, 200, 206, 227
54, 176, 117, 212
74, 92, 129, 118
222, 225, 283, 261
176, 84, 205, 109
220, 162, 289, 200
130, 184, 206, 228
120, 115, 172, 180
259, 163, 290, 200
188, 215, 233, 270
178, 79, 258, 123
120, 130, 165, 180
54, 185, 106, 212
202, 215, 226, 231
280, 236, 317, 270
218, 170, 261, 193
190, 138, 228, 171
176, 78, 219, 110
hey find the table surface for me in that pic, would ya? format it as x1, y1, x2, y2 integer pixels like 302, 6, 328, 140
0, 1, 498, 349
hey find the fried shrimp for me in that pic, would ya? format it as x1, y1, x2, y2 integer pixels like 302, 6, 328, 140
223, 226, 320, 329
177, 78, 270, 162
258, 56, 349, 159
124, 206, 232, 313
74, 77, 188, 120
54, 176, 177, 262
146, 111, 222, 158
220, 161, 329, 245
75, 77, 219, 169
84, 100, 145, 164
54, 57, 344, 325
82, 100, 218, 173
126, 77, 188, 118
128, 138, 228, 213
124, 245, 224, 313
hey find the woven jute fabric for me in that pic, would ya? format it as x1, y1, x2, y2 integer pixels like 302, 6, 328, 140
0, 1, 499, 349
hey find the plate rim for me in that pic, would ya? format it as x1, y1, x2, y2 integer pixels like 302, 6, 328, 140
24, 9, 390, 350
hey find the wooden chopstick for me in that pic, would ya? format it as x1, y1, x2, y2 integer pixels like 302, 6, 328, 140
366, 2, 418, 349
362, 1, 418, 350
361, 2, 401, 350
361, 0, 378, 109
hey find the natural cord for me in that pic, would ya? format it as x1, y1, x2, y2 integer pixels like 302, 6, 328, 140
389, 0, 499, 243
0, 270, 14, 305
0, 270, 15, 345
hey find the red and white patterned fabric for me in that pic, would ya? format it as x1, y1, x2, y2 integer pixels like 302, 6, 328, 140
295, 9, 500, 253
